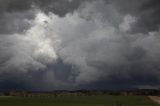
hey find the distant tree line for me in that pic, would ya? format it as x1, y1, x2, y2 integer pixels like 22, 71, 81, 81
0, 89, 159, 97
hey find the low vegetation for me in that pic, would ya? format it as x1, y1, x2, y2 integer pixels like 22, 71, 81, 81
0, 95, 159, 106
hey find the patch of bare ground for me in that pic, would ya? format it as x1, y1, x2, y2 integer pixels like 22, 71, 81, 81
149, 96, 160, 104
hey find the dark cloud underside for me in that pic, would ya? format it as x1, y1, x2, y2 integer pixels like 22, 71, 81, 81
0, 0, 160, 90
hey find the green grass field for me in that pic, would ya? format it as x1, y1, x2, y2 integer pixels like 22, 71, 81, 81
0, 95, 159, 106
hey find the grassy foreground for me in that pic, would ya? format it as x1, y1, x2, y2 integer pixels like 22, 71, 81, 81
0, 95, 159, 106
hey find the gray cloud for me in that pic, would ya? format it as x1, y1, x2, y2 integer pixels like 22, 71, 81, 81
0, 0, 85, 34
136, 0, 160, 33
0, 10, 35, 34
0, 0, 160, 90
0, 0, 85, 16
0, 0, 32, 13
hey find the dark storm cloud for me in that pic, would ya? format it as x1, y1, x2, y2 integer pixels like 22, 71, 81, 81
0, 0, 32, 13
0, 0, 160, 90
0, 0, 85, 34
136, 0, 160, 33
34, 0, 87, 16
0, 71, 33, 90
0, 60, 74, 91
0, 0, 85, 16
120, 0, 160, 33
78, 74, 160, 90
0, 0, 35, 34
107, 0, 160, 33
0, 11, 35, 34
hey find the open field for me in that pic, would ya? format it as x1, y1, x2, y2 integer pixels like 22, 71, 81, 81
0, 95, 159, 106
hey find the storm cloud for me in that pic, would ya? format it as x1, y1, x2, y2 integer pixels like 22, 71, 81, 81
0, 0, 160, 90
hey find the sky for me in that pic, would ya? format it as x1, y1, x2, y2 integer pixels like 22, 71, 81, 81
0, 0, 160, 91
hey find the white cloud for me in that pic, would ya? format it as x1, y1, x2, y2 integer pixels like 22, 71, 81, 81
119, 15, 136, 32
0, 10, 58, 72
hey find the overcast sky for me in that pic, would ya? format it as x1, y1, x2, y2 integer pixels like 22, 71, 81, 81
0, 0, 160, 91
